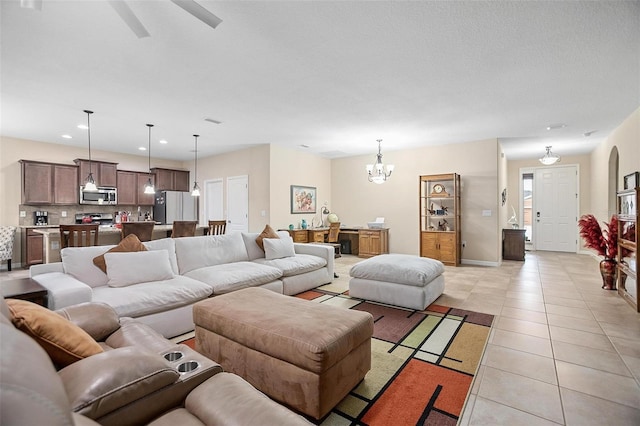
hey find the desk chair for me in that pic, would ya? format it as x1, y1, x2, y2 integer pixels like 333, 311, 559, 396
59, 224, 99, 248
0, 226, 17, 271
121, 222, 154, 242
317, 222, 341, 278
172, 221, 197, 238
207, 220, 227, 235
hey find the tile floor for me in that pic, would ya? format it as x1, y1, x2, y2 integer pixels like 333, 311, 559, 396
3, 250, 639, 425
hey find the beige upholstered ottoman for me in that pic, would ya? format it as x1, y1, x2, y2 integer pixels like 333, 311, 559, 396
193, 287, 373, 420
349, 254, 445, 310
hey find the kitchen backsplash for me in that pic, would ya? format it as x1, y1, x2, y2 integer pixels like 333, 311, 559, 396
19, 205, 153, 226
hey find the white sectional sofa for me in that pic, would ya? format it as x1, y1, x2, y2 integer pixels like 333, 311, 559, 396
30, 231, 334, 338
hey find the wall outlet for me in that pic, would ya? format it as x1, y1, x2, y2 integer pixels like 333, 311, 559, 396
51, 241, 59, 250
61, 211, 67, 217
260, 210, 266, 217
20, 211, 26, 218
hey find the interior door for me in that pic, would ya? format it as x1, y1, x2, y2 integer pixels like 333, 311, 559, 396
227, 175, 248, 233
534, 166, 578, 252
204, 178, 224, 226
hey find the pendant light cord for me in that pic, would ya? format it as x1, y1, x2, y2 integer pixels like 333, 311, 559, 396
84, 110, 93, 175
194, 135, 198, 182
147, 124, 153, 177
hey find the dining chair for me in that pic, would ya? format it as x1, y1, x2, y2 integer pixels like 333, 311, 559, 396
207, 220, 227, 235
59, 224, 99, 248
121, 222, 155, 242
0, 226, 17, 271
171, 221, 198, 238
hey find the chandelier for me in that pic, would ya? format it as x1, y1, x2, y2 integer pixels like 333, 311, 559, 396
539, 146, 560, 165
366, 139, 394, 184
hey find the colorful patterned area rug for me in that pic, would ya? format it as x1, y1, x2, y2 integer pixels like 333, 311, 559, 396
181, 289, 494, 426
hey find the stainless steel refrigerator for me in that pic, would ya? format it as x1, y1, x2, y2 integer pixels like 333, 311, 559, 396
154, 191, 197, 224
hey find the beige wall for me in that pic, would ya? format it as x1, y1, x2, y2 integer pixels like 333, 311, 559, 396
269, 145, 332, 231
331, 138, 501, 264
589, 107, 639, 221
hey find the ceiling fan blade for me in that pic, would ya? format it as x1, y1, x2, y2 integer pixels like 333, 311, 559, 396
171, 0, 222, 29
108, 0, 150, 38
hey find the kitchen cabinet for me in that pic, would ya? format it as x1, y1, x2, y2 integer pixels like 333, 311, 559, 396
617, 187, 638, 312
358, 229, 389, 258
75, 159, 118, 188
502, 228, 526, 261
419, 173, 461, 266
21, 160, 78, 205
22, 227, 54, 266
151, 168, 190, 192
116, 171, 155, 206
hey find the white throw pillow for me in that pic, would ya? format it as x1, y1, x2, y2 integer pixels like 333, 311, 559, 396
263, 237, 296, 260
105, 250, 175, 287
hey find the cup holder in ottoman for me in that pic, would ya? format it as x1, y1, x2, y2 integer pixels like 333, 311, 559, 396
349, 254, 445, 310
177, 361, 200, 374
163, 351, 184, 362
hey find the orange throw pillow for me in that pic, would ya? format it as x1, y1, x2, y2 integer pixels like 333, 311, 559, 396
255, 224, 279, 251
7, 299, 104, 368
93, 234, 148, 273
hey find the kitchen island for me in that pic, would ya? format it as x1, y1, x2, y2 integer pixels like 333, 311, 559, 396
32, 224, 208, 264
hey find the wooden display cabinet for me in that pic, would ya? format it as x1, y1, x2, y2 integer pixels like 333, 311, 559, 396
419, 173, 461, 266
617, 187, 638, 312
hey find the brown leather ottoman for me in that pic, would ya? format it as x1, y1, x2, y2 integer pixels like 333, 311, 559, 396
193, 287, 373, 420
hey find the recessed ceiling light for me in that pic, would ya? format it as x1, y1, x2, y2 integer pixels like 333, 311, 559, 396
77, 124, 88, 130
300, 144, 310, 148
159, 139, 168, 144
61, 134, 72, 139
138, 146, 146, 151
546, 123, 567, 131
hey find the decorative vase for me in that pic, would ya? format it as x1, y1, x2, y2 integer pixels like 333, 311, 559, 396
599, 258, 617, 290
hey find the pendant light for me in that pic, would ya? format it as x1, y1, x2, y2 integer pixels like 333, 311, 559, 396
191, 134, 200, 197
83, 110, 97, 191
143, 124, 155, 194
366, 139, 394, 184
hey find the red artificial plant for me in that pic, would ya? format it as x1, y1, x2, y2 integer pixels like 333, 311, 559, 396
578, 214, 618, 260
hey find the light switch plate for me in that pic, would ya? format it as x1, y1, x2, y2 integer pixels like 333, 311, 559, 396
61, 211, 67, 217
20, 211, 26, 217
482, 210, 492, 217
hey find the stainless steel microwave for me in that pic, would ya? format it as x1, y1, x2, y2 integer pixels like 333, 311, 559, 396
79, 186, 117, 205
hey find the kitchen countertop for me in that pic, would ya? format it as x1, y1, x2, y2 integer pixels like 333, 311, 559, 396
30, 223, 206, 235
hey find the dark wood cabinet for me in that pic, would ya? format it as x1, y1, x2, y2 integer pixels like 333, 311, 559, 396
116, 171, 155, 206
22, 228, 52, 266
21, 161, 53, 204
116, 171, 138, 205
75, 159, 118, 188
502, 228, 526, 261
1, 278, 48, 306
151, 168, 190, 192
53, 164, 78, 204
21, 160, 78, 205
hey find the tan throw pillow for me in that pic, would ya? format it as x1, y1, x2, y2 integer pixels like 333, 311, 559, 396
255, 224, 279, 251
93, 234, 148, 273
7, 299, 104, 368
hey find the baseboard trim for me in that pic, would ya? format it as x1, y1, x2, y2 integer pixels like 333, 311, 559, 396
461, 259, 499, 267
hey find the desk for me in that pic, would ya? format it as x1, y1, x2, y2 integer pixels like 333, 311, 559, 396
283, 228, 389, 258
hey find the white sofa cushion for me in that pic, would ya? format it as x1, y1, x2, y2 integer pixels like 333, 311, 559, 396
184, 262, 282, 294
143, 238, 179, 274
62, 245, 114, 288
175, 233, 250, 274
254, 254, 327, 277
263, 237, 296, 260
105, 251, 175, 287
91, 275, 212, 318
349, 254, 445, 287
30, 272, 93, 310
242, 231, 292, 261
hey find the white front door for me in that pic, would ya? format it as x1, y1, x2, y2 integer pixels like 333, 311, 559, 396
227, 175, 248, 233
534, 166, 578, 252
204, 178, 224, 226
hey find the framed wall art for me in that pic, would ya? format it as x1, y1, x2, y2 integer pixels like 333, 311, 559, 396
290, 185, 316, 214
623, 172, 639, 190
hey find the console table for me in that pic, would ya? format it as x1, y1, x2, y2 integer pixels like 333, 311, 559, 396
502, 228, 526, 261
283, 227, 389, 258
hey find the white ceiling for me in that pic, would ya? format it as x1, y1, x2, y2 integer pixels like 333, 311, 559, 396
1, 0, 638, 162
